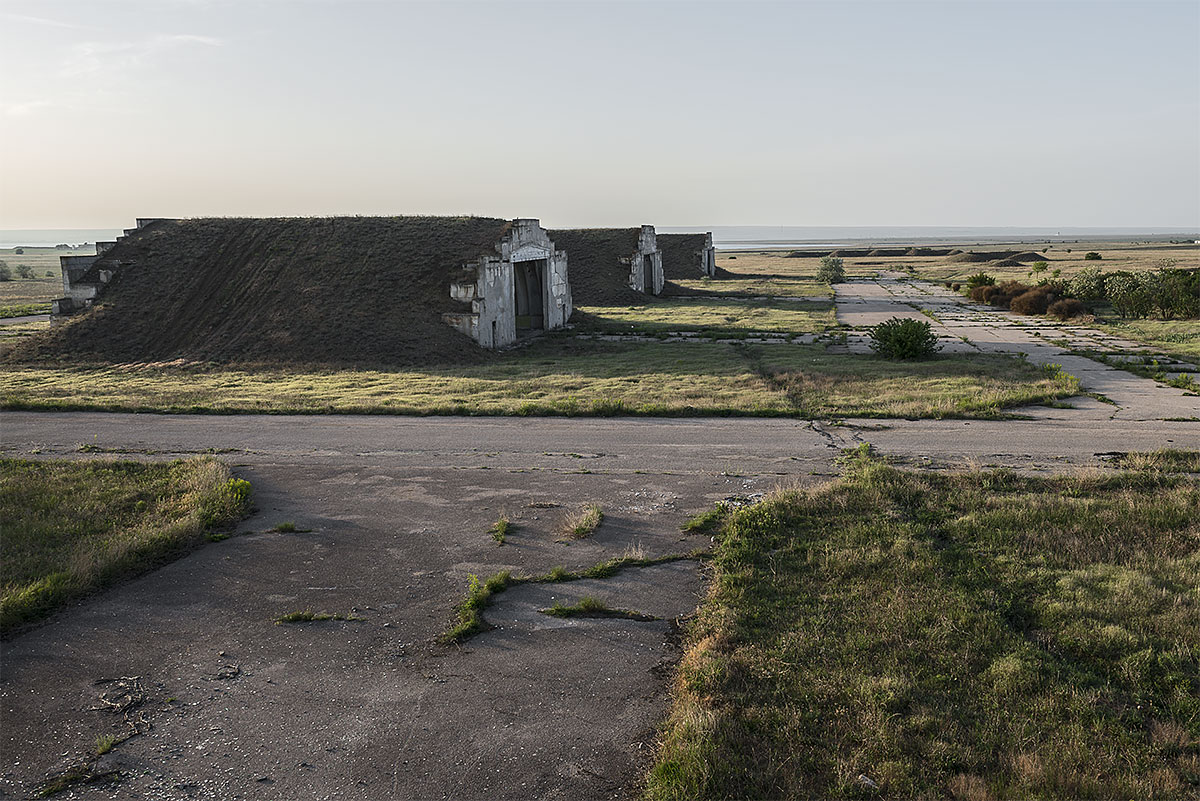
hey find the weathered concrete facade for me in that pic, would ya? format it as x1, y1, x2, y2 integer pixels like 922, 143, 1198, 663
700, 232, 717, 277
51, 219, 167, 316
658, 232, 716, 280
626, 225, 664, 295
442, 218, 571, 348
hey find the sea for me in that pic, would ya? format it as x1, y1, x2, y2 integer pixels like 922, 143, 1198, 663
3, 226, 1197, 251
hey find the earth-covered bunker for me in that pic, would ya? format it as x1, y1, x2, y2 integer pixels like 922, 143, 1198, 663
442, 218, 570, 348
658, 232, 716, 280
30, 216, 572, 366
548, 226, 663, 305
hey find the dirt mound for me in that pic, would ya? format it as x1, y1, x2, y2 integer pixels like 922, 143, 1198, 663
7, 217, 513, 367
945, 250, 1052, 265
988, 258, 1024, 268
548, 229, 646, 306
658, 233, 710, 280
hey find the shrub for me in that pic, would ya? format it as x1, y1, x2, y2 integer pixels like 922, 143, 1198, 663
1030, 261, 1049, 276
1067, 267, 1106, 304
1010, 289, 1052, 316
965, 272, 995, 289
0, 264, 10, 282
968, 285, 990, 302
869, 317, 942, 360
816, 256, 845, 284
15, 264, 35, 279
1084, 251, 1102, 260
1106, 271, 1152, 318
951, 282, 961, 292
1048, 298, 1086, 320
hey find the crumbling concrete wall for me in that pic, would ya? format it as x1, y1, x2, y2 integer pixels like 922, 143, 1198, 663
626, 225, 664, 295
52, 218, 166, 316
442, 218, 571, 349
700, 232, 716, 277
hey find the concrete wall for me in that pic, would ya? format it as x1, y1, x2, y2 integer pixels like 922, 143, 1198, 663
627, 225, 664, 295
442, 218, 570, 349
52, 218, 162, 316
701, 232, 716, 278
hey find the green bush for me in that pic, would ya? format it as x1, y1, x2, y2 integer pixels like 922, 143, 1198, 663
1084, 251, 1102, 260
965, 272, 995, 290
0, 263, 10, 282
869, 317, 942, 360
1010, 289, 1052, 316
1067, 267, 1106, 304
15, 265, 35, 279
816, 256, 845, 284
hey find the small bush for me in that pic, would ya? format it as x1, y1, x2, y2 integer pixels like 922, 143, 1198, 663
15, 264, 35, 279
965, 272, 995, 289
1084, 251, 1102, 260
1010, 289, 1052, 316
1048, 298, 1086, 320
0, 264, 11, 282
950, 282, 961, 292
968, 285, 990, 303
1067, 267, 1106, 303
816, 256, 845, 284
869, 317, 942, 360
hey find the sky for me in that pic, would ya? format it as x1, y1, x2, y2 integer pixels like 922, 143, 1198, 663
1, 0, 1198, 229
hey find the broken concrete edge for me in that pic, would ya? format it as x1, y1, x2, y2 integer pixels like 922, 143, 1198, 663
437, 550, 709, 646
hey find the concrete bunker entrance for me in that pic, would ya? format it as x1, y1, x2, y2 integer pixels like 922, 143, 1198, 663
642, 255, 654, 293
514, 258, 546, 331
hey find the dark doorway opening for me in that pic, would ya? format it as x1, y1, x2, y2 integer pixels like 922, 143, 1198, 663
643, 255, 655, 293
514, 259, 546, 331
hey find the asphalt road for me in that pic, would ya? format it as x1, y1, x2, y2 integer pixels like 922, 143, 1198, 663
2, 411, 1197, 799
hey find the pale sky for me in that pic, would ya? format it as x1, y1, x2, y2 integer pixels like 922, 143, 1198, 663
1, 0, 1197, 229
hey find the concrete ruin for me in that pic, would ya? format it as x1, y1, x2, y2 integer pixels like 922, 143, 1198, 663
441, 219, 572, 348
628, 225, 664, 295
51, 218, 169, 316
658, 232, 717, 280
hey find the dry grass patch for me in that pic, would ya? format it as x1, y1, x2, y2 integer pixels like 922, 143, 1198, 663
0, 457, 251, 633
559, 503, 603, 539
647, 449, 1200, 799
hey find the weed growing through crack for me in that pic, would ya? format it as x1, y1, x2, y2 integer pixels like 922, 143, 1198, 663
271, 521, 300, 533
490, 516, 511, 545
274, 609, 364, 625
541, 595, 659, 621
559, 503, 603, 539
440, 552, 705, 643
93, 735, 117, 756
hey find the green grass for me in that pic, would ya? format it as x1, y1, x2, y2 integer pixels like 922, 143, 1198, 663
559, 503, 603, 539
681, 506, 725, 535
93, 735, 117, 756
575, 298, 835, 336
490, 516, 511, 545
274, 609, 365, 624
1090, 318, 1200, 363
1114, 449, 1200, 473
0, 302, 51, 318
541, 595, 658, 621
440, 551, 704, 644
645, 450, 1200, 799
0, 341, 1079, 420
0, 457, 251, 633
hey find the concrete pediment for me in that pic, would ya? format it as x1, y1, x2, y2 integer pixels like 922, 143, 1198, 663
511, 244, 552, 262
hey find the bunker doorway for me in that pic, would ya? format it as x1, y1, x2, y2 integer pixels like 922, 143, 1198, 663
514, 259, 546, 331
642, 255, 655, 293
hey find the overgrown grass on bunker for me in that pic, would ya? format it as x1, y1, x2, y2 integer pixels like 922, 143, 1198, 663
4, 217, 516, 367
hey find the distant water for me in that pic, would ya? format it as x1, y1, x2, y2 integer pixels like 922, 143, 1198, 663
5, 226, 1197, 252
658, 226, 1200, 250
0, 229, 123, 248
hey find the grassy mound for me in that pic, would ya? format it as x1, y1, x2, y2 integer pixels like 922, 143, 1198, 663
548, 228, 647, 305
659, 233, 711, 280
6, 217, 514, 367
647, 451, 1200, 799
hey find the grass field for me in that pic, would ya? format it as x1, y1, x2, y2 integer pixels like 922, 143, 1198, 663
646, 449, 1200, 799
574, 298, 836, 336
0, 246, 82, 317
910, 242, 1198, 285
0, 341, 1078, 419
0, 457, 251, 633
1089, 317, 1200, 363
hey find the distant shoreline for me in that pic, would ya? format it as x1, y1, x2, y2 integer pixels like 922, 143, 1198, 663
3, 226, 1197, 252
